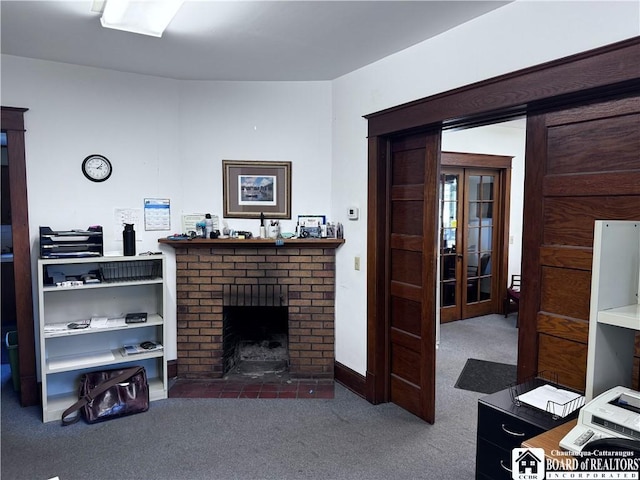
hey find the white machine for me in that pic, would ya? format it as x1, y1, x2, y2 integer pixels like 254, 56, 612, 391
560, 386, 640, 454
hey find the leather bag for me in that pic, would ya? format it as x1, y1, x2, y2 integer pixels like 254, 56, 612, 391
61, 366, 149, 426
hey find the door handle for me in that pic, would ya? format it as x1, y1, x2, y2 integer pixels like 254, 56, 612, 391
456, 254, 463, 260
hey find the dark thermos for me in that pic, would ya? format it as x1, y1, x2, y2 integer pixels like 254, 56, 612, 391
123, 223, 136, 256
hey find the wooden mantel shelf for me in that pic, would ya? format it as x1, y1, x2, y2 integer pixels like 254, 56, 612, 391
158, 237, 345, 248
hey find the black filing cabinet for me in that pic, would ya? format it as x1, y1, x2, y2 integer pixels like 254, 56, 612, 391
476, 382, 578, 479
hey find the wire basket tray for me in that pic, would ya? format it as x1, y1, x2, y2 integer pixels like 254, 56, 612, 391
99, 260, 161, 282
509, 371, 585, 420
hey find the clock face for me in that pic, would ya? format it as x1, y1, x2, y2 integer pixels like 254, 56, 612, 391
82, 155, 112, 182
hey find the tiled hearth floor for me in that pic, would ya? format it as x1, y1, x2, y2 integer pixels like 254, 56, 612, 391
169, 377, 335, 399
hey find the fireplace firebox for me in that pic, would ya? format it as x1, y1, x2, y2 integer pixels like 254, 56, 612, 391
223, 305, 289, 377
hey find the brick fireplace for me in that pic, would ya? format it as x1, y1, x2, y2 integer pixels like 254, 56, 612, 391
159, 239, 344, 380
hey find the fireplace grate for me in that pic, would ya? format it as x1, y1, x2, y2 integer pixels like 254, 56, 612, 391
223, 284, 287, 307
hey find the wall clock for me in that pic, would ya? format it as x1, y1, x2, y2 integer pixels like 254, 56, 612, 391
82, 154, 112, 182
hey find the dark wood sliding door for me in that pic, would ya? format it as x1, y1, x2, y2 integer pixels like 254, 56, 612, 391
387, 130, 440, 423
521, 95, 640, 392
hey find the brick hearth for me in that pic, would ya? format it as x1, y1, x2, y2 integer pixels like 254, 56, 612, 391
160, 239, 344, 379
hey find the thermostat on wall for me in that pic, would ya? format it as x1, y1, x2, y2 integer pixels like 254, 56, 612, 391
347, 206, 359, 220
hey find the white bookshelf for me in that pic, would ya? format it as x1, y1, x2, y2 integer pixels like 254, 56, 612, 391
585, 221, 640, 402
37, 255, 168, 423
597, 304, 640, 330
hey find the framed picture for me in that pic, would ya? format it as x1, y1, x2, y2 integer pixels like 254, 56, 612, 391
222, 160, 292, 219
297, 215, 326, 227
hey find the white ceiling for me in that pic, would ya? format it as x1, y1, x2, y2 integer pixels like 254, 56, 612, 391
0, 1, 510, 81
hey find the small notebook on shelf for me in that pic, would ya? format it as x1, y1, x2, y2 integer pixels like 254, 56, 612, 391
125, 312, 147, 324
122, 342, 163, 355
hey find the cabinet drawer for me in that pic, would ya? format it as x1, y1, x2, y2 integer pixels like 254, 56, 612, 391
476, 437, 513, 480
478, 403, 544, 449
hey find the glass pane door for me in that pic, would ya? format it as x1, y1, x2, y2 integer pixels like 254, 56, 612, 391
439, 170, 461, 322
440, 167, 501, 322
465, 174, 494, 303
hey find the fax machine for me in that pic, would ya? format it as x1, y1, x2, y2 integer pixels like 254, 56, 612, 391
560, 386, 640, 454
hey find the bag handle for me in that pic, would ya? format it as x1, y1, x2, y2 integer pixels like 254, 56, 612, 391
61, 366, 144, 426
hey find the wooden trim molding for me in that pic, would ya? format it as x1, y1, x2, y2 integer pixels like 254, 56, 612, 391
1, 106, 38, 406
441, 151, 513, 169
167, 359, 178, 380
334, 362, 367, 398
366, 135, 390, 404
1, 107, 28, 130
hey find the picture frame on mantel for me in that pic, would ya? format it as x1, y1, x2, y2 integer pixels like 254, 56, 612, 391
222, 160, 292, 219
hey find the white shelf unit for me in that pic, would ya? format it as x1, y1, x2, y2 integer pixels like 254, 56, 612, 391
37, 255, 168, 423
585, 220, 640, 402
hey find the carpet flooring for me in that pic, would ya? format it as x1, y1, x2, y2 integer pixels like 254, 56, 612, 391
1, 314, 518, 480
454, 358, 517, 394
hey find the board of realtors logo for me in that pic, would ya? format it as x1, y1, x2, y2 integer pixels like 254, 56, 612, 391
512, 448, 545, 480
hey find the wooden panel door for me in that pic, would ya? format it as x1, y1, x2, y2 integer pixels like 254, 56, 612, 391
521, 95, 640, 391
388, 130, 439, 423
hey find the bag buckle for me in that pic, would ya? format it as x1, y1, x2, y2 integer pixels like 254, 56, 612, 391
84, 391, 94, 405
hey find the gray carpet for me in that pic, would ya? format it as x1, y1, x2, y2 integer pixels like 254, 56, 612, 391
1, 314, 517, 480
454, 358, 517, 394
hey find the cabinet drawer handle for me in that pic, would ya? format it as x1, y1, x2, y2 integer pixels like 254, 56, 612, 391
500, 460, 512, 473
501, 423, 525, 437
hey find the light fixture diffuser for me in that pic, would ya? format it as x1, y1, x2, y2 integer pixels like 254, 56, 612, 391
100, 0, 185, 38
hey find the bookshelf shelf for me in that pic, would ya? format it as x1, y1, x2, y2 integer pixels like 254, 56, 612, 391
38, 255, 168, 423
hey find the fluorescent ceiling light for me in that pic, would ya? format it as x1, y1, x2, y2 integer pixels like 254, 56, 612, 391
100, 0, 185, 38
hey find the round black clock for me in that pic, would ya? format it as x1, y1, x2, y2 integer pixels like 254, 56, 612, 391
82, 154, 112, 182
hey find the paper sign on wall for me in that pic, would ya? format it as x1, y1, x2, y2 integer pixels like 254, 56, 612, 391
114, 208, 142, 239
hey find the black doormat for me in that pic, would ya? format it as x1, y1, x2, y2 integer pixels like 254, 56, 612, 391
454, 358, 516, 394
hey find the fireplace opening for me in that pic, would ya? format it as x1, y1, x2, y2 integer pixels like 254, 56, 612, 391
222, 305, 289, 377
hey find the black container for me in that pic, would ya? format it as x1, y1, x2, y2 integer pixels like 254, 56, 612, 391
123, 223, 136, 256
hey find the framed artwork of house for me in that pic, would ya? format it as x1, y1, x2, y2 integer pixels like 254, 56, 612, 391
222, 160, 292, 219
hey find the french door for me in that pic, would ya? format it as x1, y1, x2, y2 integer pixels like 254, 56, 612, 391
440, 167, 503, 322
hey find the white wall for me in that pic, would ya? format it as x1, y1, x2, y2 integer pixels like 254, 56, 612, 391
0, 55, 332, 369
1, 56, 184, 368
177, 80, 332, 235
331, 0, 640, 375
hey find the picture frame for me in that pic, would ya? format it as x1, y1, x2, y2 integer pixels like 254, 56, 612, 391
297, 215, 326, 227
222, 160, 292, 219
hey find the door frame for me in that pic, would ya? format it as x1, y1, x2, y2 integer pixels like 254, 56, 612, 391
1, 107, 38, 406
365, 38, 640, 407
440, 152, 513, 322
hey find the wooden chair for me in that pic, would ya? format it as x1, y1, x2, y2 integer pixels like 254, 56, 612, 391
504, 274, 521, 319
